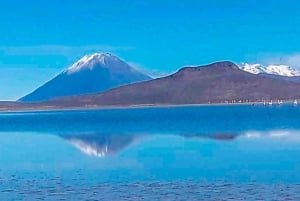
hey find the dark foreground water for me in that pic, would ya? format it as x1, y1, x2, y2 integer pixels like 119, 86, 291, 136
0, 105, 300, 200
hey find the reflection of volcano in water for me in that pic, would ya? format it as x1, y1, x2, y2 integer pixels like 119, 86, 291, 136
61, 134, 140, 157
60, 132, 241, 157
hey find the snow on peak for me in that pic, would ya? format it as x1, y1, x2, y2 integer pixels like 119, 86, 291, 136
240, 63, 300, 77
66, 53, 120, 74
265, 65, 300, 76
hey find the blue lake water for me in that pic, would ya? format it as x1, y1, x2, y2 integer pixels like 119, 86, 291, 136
0, 105, 300, 200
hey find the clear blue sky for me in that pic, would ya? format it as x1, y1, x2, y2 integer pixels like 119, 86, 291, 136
1, 0, 300, 100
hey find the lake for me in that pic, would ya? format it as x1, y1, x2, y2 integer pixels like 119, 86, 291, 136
0, 105, 300, 200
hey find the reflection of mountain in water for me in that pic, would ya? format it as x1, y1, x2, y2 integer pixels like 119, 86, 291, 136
61, 134, 139, 157
182, 133, 238, 141
61, 132, 240, 157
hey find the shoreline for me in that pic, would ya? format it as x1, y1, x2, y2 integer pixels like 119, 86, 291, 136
0, 100, 298, 114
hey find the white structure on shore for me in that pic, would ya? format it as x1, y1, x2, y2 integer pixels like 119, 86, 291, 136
294, 100, 298, 105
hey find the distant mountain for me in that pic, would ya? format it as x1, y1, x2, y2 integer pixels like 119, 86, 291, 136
239, 63, 300, 77
239, 63, 300, 83
19, 53, 152, 102
48, 61, 300, 107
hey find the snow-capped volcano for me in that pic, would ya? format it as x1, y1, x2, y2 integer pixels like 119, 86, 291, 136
19, 53, 152, 102
240, 63, 300, 77
66, 53, 130, 74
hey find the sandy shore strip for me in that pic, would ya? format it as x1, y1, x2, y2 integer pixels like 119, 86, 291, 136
0, 100, 298, 114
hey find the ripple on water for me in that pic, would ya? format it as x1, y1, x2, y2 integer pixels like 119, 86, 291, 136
1, 178, 300, 201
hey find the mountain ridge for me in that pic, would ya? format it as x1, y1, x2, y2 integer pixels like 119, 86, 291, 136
45, 61, 300, 107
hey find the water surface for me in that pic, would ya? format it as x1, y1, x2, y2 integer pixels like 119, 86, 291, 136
0, 105, 300, 200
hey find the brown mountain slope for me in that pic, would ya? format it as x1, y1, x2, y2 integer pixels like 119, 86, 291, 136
48, 61, 300, 107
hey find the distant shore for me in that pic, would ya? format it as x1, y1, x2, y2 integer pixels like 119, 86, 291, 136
0, 100, 298, 113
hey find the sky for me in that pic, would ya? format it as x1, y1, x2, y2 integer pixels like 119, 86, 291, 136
1, 0, 300, 100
